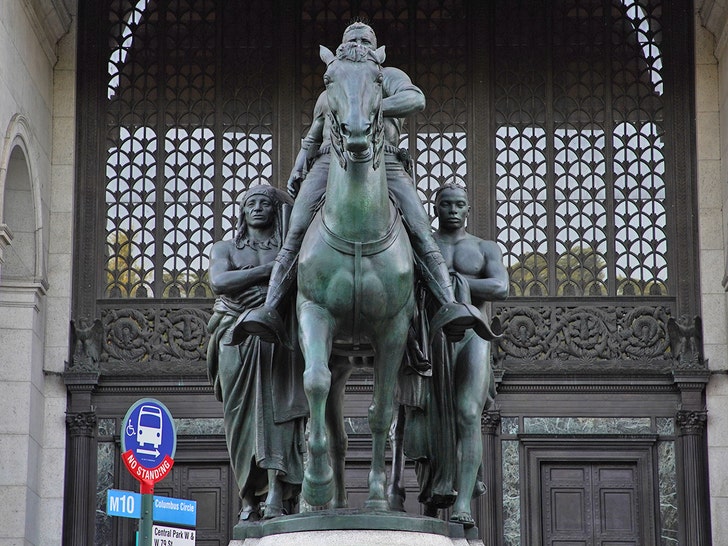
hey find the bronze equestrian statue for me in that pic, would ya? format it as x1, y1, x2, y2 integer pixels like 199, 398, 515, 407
233, 22, 496, 350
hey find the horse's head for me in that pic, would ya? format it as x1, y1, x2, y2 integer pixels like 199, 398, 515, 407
321, 42, 386, 169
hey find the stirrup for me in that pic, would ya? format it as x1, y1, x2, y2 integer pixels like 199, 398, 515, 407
229, 306, 293, 350
429, 302, 501, 342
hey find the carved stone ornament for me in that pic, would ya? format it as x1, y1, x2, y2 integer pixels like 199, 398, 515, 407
481, 410, 502, 435
675, 409, 707, 434
667, 315, 705, 369
68, 318, 104, 372
494, 304, 671, 364
66, 411, 97, 436
100, 307, 211, 364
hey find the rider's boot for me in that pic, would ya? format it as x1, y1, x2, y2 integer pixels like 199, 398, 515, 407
230, 246, 297, 349
420, 250, 502, 342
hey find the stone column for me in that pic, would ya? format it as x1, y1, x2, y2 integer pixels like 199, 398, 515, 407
669, 316, 711, 546
62, 372, 99, 546
478, 409, 501, 546
63, 411, 97, 545
676, 409, 710, 546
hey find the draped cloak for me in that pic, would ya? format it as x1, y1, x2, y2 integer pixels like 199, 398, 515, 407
399, 273, 491, 507
207, 289, 307, 502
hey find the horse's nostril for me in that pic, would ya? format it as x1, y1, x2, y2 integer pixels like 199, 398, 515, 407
346, 138, 369, 152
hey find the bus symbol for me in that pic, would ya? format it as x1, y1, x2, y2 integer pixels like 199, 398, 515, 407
137, 405, 163, 449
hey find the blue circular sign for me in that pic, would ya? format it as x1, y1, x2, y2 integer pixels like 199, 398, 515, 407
121, 398, 176, 471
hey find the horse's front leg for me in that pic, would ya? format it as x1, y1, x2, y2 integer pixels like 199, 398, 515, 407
298, 301, 335, 507
387, 403, 407, 511
367, 316, 410, 510
326, 356, 354, 509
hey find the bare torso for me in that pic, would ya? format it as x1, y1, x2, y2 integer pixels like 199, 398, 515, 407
433, 231, 505, 311
225, 241, 278, 271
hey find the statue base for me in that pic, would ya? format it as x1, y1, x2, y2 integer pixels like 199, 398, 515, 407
229, 509, 483, 546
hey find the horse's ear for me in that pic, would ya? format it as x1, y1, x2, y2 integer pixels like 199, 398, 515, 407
374, 45, 386, 65
320, 45, 335, 65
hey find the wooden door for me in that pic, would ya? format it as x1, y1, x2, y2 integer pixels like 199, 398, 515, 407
541, 462, 641, 546
154, 461, 237, 546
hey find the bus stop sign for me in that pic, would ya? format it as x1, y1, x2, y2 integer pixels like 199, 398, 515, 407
121, 398, 176, 493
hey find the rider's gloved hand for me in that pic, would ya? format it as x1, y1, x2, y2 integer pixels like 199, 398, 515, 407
287, 172, 303, 198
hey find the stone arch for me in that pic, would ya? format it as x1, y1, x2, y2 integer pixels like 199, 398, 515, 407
0, 114, 45, 284
0, 114, 49, 546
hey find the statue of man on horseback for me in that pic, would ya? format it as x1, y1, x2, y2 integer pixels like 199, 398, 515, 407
232, 22, 497, 348
224, 22, 502, 516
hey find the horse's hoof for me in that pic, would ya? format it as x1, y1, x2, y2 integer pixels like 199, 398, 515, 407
331, 499, 349, 510
364, 499, 389, 512
387, 489, 406, 512
302, 469, 334, 507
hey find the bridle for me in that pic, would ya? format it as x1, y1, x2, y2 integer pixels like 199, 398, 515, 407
326, 56, 385, 172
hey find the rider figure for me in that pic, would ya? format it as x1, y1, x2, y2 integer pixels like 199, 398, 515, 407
234, 22, 496, 346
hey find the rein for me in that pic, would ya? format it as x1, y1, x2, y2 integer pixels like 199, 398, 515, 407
327, 64, 385, 171
328, 102, 384, 171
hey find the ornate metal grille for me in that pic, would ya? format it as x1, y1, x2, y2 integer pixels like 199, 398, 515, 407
104, 0, 275, 299
77, 0, 696, 367
494, 0, 668, 297
410, 1, 468, 223
102, 0, 670, 301
298, 0, 469, 223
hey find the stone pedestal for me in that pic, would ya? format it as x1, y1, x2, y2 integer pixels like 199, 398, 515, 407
228, 510, 484, 546
230, 529, 483, 546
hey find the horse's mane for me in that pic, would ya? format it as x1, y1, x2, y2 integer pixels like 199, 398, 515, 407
335, 42, 380, 65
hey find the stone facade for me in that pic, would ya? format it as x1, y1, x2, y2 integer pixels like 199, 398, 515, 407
698, 1, 728, 544
2, 0, 728, 544
0, 1, 73, 545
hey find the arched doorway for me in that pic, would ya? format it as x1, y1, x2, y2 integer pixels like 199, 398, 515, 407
1, 144, 37, 281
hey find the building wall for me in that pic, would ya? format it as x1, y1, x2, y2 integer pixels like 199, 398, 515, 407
0, 1, 73, 545
0, 1, 726, 545
697, 1, 728, 544
43, 6, 76, 546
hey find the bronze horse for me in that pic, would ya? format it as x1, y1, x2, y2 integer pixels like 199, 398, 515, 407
295, 42, 415, 510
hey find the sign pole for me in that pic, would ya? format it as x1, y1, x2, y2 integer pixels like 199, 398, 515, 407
139, 477, 155, 546
140, 490, 154, 546
106, 487, 197, 543
120, 398, 177, 546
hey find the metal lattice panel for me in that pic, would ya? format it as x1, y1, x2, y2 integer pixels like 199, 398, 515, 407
494, 0, 668, 297
411, 0, 468, 223
77, 0, 697, 367
104, 0, 274, 299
